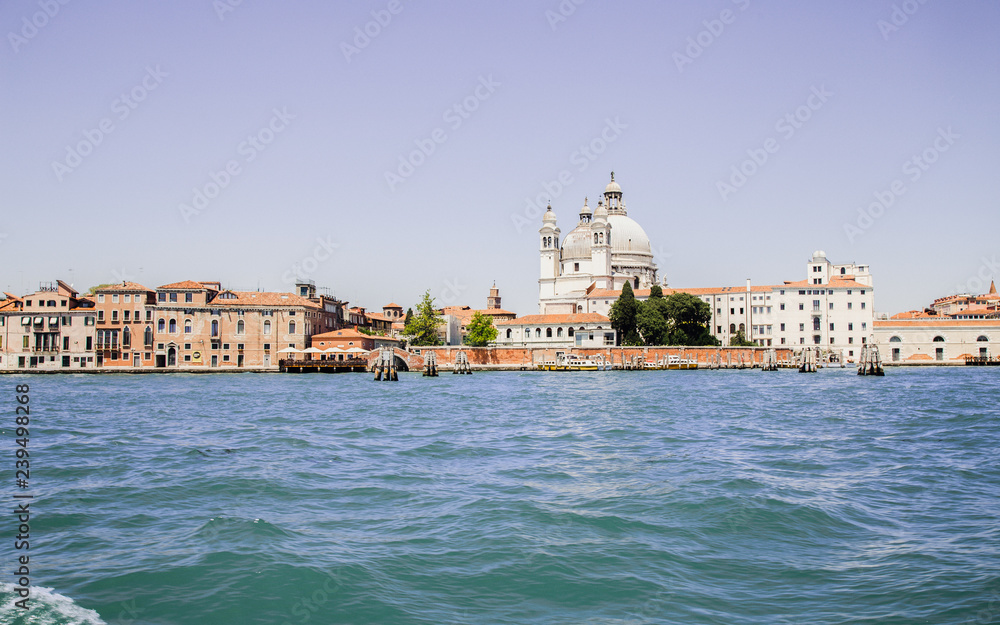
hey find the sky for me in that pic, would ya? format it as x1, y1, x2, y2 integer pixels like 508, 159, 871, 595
1, 0, 998, 316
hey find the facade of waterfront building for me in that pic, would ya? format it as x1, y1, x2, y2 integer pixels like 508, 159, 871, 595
436, 284, 518, 345
539, 173, 660, 315
0, 278, 349, 371
495, 313, 616, 348
93, 282, 157, 368
0, 281, 97, 371
873, 317, 999, 362
580, 251, 876, 360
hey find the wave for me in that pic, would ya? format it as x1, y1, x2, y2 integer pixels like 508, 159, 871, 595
0, 584, 106, 625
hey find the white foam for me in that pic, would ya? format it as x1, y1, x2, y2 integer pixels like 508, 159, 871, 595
0, 583, 107, 625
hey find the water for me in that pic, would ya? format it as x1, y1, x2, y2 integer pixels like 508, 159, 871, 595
1, 368, 998, 625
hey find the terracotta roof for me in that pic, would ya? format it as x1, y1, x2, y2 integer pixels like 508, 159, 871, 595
497, 313, 610, 326
480, 309, 516, 316
366, 312, 390, 322
384, 303, 403, 309
158, 280, 211, 290
991, 281, 997, 296
95, 281, 153, 293
208, 291, 320, 309
890, 310, 938, 319
312, 328, 400, 342
875, 319, 1000, 328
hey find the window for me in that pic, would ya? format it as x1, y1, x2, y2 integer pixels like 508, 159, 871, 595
813, 318, 821, 331
124, 294, 131, 303
799, 303, 804, 311
556, 327, 563, 337
185, 293, 193, 302
223, 343, 230, 350
813, 300, 820, 311
546, 328, 552, 338
169, 293, 178, 302
933, 336, 945, 343
237, 320, 245, 335
263, 320, 271, 335
936, 347, 944, 361
861, 323, 867, 331
122, 326, 131, 347
535, 328, 541, 338
144, 326, 153, 347
98, 294, 105, 303
889, 336, 902, 343
861, 302, 866, 309
289, 321, 296, 334
780, 323, 785, 332
848, 337, 854, 344
86, 337, 93, 350
211, 320, 219, 337
158, 293, 166, 302
848, 302, 853, 310
112, 294, 119, 303
184, 343, 192, 350
574, 262, 580, 272
184, 320, 192, 334
978, 335, 989, 342
567, 327, 574, 336
848, 323, 853, 331
169, 319, 177, 333
158, 319, 165, 332
124, 310, 130, 322
506, 329, 512, 339
111, 310, 119, 322
730, 308, 735, 315
830, 323, 835, 331
829, 302, 834, 310
98, 310, 105, 322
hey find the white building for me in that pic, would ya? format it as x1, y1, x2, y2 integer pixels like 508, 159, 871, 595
539, 172, 660, 315
581, 251, 876, 360
495, 313, 616, 348
873, 316, 998, 363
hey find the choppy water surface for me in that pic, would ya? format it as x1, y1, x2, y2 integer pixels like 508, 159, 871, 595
2, 368, 999, 625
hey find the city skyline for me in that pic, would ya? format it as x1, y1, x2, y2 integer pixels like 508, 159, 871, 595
2, 1, 998, 316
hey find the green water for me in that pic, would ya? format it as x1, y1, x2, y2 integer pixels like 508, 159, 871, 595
1, 368, 998, 624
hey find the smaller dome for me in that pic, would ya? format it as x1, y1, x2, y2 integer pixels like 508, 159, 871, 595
812, 250, 827, 259
542, 204, 557, 223
605, 177, 621, 195
580, 197, 591, 215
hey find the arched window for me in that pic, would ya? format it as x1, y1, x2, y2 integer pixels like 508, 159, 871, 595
289, 321, 296, 335
158, 319, 165, 332
813, 317, 821, 331
184, 319, 192, 334
211, 320, 219, 337
568, 327, 575, 336
739, 323, 745, 332
264, 320, 271, 335
546, 328, 552, 338
144, 326, 153, 347
730, 324, 736, 333
634, 277, 639, 289
535, 328, 541, 338
977, 335, 989, 342
933, 336, 945, 342
168, 319, 177, 333
594, 233, 599, 244
122, 326, 131, 347
889, 336, 902, 343
236, 320, 245, 335
524, 329, 529, 338
506, 329, 512, 339
557, 327, 563, 337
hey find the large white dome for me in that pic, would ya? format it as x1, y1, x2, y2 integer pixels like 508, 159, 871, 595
607, 214, 652, 256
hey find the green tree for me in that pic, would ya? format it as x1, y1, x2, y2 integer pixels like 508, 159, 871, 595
664, 292, 719, 346
404, 290, 443, 346
636, 284, 669, 345
87, 283, 114, 295
609, 282, 642, 346
464, 311, 498, 347
729, 329, 754, 347
403, 308, 413, 326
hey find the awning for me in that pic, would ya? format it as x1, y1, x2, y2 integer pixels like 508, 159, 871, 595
49, 317, 59, 324
276, 347, 301, 354
33, 317, 43, 325
21, 317, 30, 325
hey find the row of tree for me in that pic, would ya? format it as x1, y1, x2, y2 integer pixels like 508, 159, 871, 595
608, 283, 723, 347
402, 290, 498, 347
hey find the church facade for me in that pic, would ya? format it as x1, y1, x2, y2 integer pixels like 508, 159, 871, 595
538, 173, 661, 314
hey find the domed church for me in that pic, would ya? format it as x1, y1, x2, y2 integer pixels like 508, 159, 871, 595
538, 172, 661, 314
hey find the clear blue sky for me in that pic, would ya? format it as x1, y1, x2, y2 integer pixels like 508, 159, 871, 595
2, 0, 998, 315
